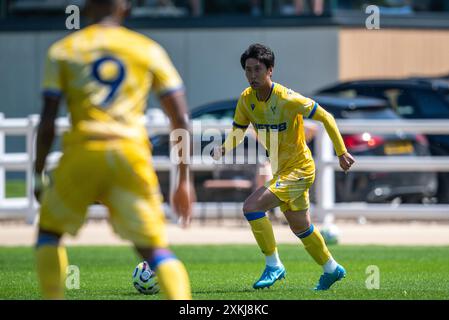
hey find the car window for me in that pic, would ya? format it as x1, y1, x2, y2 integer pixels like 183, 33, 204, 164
193, 108, 235, 120
360, 87, 449, 118
409, 90, 449, 118
341, 108, 399, 119
356, 87, 389, 100
326, 89, 358, 98
382, 89, 418, 118
346, 87, 417, 117
321, 85, 419, 118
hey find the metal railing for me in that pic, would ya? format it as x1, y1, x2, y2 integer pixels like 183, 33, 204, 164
1, 113, 449, 223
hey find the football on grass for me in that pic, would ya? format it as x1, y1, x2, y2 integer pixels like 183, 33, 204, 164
320, 224, 340, 245
132, 261, 160, 295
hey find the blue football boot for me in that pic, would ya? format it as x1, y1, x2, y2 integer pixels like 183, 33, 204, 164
253, 265, 286, 289
314, 264, 346, 290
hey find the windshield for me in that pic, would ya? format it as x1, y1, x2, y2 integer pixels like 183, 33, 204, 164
192, 108, 235, 121
342, 108, 400, 119
444, 91, 449, 104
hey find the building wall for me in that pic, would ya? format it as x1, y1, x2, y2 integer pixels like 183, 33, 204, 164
2, 25, 449, 155
0, 27, 339, 117
339, 28, 449, 81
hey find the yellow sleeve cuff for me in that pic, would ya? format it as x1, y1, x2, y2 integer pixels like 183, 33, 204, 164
311, 106, 347, 156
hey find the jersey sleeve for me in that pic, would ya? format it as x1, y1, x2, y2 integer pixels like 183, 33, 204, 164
42, 46, 63, 98
288, 91, 346, 156
289, 91, 319, 119
222, 95, 250, 153
310, 105, 347, 156
150, 44, 184, 98
232, 95, 250, 129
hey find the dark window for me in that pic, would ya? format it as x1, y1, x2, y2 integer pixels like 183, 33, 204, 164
341, 108, 399, 120
444, 92, 449, 104
328, 88, 358, 98
409, 90, 449, 118
355, 87, 419, 118
193, 108, 235, 120
386, 88, 419, 118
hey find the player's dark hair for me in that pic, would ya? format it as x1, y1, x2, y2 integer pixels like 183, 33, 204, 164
89, 0, 115, 4
85, 0, 131, 23
240, 44, 275, 70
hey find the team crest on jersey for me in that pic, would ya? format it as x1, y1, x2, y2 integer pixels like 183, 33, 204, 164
251, 104, 255, 111
275, 179, 282, 188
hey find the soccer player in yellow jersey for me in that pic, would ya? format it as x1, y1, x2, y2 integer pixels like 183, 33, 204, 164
34, 0, 194, 300
212, 44, 355, 290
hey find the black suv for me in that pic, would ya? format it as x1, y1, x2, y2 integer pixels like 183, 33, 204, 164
316, 78, 449, 203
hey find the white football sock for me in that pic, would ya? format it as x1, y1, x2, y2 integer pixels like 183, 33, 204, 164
323, 257, 338, 274
265, 250, 282, 268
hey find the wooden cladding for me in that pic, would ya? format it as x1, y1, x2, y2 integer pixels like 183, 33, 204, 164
339, 28, 449, 81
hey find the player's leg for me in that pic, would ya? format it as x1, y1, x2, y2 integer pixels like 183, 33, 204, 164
243, 186, 285, 289
243, 186, 281, 258
136, 247, 191, 300
36, 146, 105, 299
35, 228, 67, 300
283, 208, 345, 290
103, 141, 191, 299
106, 188, 191, 300
283, 208, 334, 266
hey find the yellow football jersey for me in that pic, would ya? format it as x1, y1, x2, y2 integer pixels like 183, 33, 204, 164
227, 83, 324, 176
42, 24, 183, 146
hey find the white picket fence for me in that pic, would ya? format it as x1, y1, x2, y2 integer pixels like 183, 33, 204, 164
1, 112, 449, 223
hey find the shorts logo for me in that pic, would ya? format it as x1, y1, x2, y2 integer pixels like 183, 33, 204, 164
251, 104, 256, 111
270, 105, 276, 114
275, 179, 282, 188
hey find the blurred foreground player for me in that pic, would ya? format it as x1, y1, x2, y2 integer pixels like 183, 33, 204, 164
34, 0, 194, 300
212, 44, 355, 290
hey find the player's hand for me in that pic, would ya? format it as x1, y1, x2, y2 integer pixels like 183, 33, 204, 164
211, 145, 224, 161
338, 152, 355, 173
171, 180, 195, 228
33, 172, 49, 203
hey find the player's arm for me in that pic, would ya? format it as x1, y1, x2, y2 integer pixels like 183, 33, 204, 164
307, 102, 355, 172
159, 90, 190, 183
159, 90, 195, 227
151, 44, 195, 227
35, 45, 63, 201
212, 96, 250, 160
34, 95, 61, 201
212, 124, 248, 160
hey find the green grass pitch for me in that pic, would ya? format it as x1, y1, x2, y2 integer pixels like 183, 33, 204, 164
5, 180, 26, 198
1, 245, 448, 300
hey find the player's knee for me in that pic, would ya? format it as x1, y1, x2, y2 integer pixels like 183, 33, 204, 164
284, 209, 311, 234
242, 200, 259, 214
289, 223, 311, 235
288, 217, 312, 235
36, 229, 62, 248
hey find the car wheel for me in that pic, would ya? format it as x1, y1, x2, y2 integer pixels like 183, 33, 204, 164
401, 195, 423, 204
